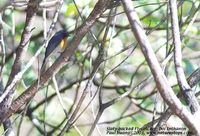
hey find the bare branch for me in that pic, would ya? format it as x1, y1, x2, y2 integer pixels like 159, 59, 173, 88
121, 0, 200, 134
169, 0, 199, 113
0, 0, 111, 125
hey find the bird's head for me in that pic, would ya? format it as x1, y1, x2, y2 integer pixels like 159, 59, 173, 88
58, 30, 69, 38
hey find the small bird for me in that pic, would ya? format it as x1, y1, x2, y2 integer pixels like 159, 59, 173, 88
41, 30, 69, 71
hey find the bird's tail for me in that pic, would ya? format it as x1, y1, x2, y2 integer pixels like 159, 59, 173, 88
40, 58, 47, 74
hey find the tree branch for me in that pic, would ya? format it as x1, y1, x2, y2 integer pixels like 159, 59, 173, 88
169, 0, 199, 113
0, 0, 111, 125
121, 0, 200, 134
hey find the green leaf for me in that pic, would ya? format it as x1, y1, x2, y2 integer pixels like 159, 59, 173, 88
75, 50, 84, 61
65, 3, 78, 16
142, 16, 165, 28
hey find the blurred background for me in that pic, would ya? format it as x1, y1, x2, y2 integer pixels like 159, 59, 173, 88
0, 0, 200, 135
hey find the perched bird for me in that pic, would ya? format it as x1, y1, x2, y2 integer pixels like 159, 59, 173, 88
41, 30, 69, 71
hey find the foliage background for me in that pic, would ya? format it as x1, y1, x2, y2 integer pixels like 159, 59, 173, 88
0, 0, 200, 135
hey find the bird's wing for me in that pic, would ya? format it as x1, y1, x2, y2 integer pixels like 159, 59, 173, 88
45, 34, 63, 58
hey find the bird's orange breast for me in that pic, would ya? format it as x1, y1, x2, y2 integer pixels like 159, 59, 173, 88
60, 38, 67, 50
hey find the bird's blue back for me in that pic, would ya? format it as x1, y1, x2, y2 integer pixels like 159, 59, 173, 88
45, 30, 67, 58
